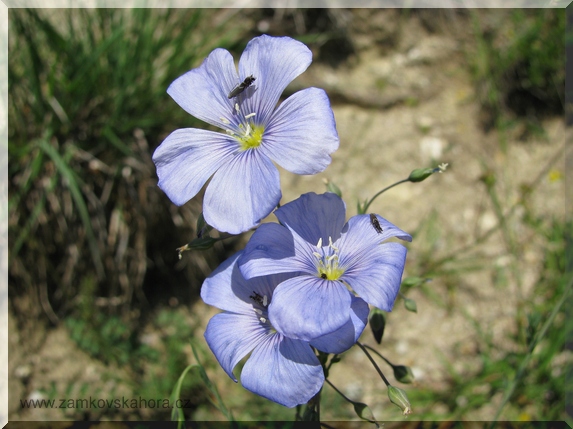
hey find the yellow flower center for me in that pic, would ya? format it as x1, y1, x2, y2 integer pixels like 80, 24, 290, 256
314, 236, 345, 281
237, 122, 264, 151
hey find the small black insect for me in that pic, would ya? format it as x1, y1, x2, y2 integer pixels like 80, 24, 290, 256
320, 273, 327, 279
228, 75, 256, 99
249, 290, 264, 305
369, 213, 383, 234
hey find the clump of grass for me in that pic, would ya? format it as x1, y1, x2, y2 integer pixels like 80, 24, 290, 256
467, 9, 564, 137
8, 8, 246, 339
410, 219, 571, 421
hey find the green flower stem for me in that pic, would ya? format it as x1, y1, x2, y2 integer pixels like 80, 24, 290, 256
361, 164, 448, 214
360, 179, 409, 214
325, 379, 352, 403
356, 341, 390, 387
363, 343, 394, 367
298, 389, 321, 421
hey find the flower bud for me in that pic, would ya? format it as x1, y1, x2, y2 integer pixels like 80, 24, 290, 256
369, 308, 386, 344
324, 178, 342, 197
356, 199, 367, 215
408, 163, 448, 183
393, 365, 415, 384
353, 402, 379, 426
388, 385, 412, 415
403, 297, 417, 313
401, 276, 424, 287
408, 168, 435, 183
188, 236, 218, 251
196, 213, 213, 238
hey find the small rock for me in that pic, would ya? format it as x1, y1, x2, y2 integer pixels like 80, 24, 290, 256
420, 136, 445, 160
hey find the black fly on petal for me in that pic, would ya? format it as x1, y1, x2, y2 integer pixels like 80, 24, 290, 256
370, 213, 383, 234
228, 75, 256, 99
250, 290, 264, 306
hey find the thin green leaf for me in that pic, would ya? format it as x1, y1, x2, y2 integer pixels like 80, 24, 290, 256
169, 364, 195, 426
10, 177, 54, 263
37, 138, 105, 279
190, 343, 234, 421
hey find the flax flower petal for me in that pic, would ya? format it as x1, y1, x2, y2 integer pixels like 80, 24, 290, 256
340, 214, 412, 248
239, 35, 312, 125
262, 88, 339, 174
269, 276, 352, 341
204, 312, 268, 382
167, 48, 240, 129
152, 128, 237, 206
203, 150, 281, 234
340, 242, 408, 311
241, 334, 324, 408
310, 295, 369, 354
239, 223, 319, 280
274, 192, 347, 245
201, 252, 251, 314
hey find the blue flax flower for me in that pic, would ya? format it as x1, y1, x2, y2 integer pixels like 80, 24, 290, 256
239, 192, 412, 341
201, 251, 368, 407
152, 35, 339, 234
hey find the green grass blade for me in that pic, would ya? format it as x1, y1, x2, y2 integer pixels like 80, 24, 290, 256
489, 273, 573, 424
10, 177, 53, 264
36, 138, 105, 279
8, 146, 44, 211
190, 343, 234, 421
169, 363, 195, 426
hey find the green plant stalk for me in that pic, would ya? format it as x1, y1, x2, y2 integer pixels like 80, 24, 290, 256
360, 178, 410, 214
170, 364, 195, 428
324, 379, 379, 426
356, 342, 390, 387
190, 344, 233, 421
300, 389, 321, 421
362, 343, 394, 368
10, 177, 54, 263
481, 164, 528, 345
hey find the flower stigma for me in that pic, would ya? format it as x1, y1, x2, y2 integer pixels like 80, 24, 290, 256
237, 120, 264, 151
313, 236, 345, 281
222, 109, 264, 151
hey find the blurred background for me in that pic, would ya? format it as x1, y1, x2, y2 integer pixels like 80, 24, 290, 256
7, 8, 570, 423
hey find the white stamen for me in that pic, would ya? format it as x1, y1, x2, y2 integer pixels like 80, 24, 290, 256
225, 130, 235, 136
263, 295, 268, 307
254, 308, 263, 315
329, 236, 339, 251
244, 112, 256, 119
260, 317, 267, 323
220, 117, 230, 124
235, 103, 240, 113
313, 234, 343, 281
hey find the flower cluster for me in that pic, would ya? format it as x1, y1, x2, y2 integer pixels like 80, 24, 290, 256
202, 192, 410, 407
153, 35, 412, 408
